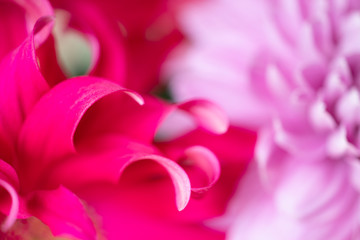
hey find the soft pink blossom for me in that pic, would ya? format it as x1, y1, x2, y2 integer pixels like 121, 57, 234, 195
167, 0, 360, 239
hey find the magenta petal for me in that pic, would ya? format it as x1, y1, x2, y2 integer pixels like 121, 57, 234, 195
0, 0, 53, 59
177, 100, 229, 134
182, 146, 221, 195
48, 140, 191, 211
26, 186, 95, 239
15, 0, 54, 46
0, 18, 51, 153
0, 160, 19, 190
0, 179, 19, 232
46, 135, 157, 190
18, 76, 143, 191
0, 160, 20, 232
0, 1, 27, 59
122, 154, 192, 211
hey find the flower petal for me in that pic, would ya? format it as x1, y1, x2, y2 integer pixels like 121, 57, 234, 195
122, 154, 191, 211
0, 160, 20, 232
47, 136, 191, 211
0, 17, 52, 158
25, 186, 96, 239
18, 76, 143, 191
182, 146, 220, 195
177, 100, 229, 134
0, 179, 19, 232
0, 0, 53, 59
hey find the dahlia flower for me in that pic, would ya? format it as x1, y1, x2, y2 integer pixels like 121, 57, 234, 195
166, 0, 360, 239
0, 0, 255, 239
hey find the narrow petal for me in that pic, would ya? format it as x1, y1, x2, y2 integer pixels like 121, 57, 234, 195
0, 0, 53, 59
0, 160, 20, 232
122, 154, 191, 211
0, 179, 19, 232
183, 146, 221, 195
0, 17, 52, 156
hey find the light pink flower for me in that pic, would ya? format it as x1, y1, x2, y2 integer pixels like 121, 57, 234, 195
167, 0, 360, 239
0, 3, 238, 239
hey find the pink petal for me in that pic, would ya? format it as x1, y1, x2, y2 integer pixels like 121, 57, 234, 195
177, 100, 229, 134
0, 0, 53, 59
18, 76, 143, 191
0, 160, 20, 232
122, 154, 191, 211
46, 135, 158, 190
0, 17, 51, 159
182, 146, 220, 195
36, 34, 67, 86
0, 1, 27, 59
156, 127, 256, 221
74, 95, 168, 145
50, 134, 192, 212
76, 182, 225, 240
25, 186, 96, 239
0, 179, 19, 232
14, 0, 54, 46
0, 160, 19, 189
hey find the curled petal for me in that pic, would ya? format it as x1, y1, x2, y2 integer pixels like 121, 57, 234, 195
182, 146, 221, 195
177, 100, 229, 134
0, 179, 19, 232
49, 143, 191, 212
18, 77, 143, 191
121, 154, 192, 211
13, 0, 54, 46
0, 18, 52, 153
0, 0, 53, 58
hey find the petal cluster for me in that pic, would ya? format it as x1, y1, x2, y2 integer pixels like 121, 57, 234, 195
0, 0, 255, 239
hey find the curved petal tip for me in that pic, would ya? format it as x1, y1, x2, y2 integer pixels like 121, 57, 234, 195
178, 100, 229, 134
123, 90, 145, 106
121, 154, 191, 211
0, 179, 19, 232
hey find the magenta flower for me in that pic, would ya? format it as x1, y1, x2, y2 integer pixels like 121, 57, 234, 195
39, 0, 185, 93
0, 2, 237, 239
167, 0, 360, 239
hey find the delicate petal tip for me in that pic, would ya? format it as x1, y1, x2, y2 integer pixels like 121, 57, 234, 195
121, 154, 191, 211
123, 90, 145, 106
178, 100, 229, 134
0, 179, 19, 232
184, 146, 221, 194
33, 16, 54, 35
326, 126, 348, 158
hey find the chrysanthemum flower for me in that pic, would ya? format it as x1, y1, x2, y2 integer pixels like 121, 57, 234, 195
166, 0, 360, 239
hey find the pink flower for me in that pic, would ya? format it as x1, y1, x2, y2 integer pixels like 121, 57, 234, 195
167, 0, 360, 239
0, 2, 240, 239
